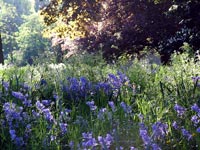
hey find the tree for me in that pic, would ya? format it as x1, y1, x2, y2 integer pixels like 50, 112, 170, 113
2, 0, 32, 15
0, 0, 38, 64
0, 2, 19, 56
15, 13, 51, 65
159, 0, 200, 63
41, 0, 200, 63
33, 0, 51, 12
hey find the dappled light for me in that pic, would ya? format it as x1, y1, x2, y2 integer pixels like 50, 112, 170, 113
1, 0, 200, 149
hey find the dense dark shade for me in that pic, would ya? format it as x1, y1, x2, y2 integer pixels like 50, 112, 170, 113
159, 0, 200, 64
41, 0, 200, 64
0, 33, 4, 65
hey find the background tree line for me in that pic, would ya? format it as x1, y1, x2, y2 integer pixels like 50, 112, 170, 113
0, 0, 51, 65
41, 0, 200, 64
1, 0, 200, 65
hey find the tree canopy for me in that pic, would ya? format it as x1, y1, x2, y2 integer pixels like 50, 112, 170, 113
15, 13, 50, 65
0, 2, 19, 55
39, 0, 200, 63
0, 0, 51, 65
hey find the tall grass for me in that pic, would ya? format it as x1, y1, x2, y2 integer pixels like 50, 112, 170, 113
0, 52, 200, 149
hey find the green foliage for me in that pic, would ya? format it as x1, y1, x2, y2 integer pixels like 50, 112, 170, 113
0, 52, 200, 149
2, 0, 32, 15
0, 0, 48, 65
15, 13, 51, 66
0, 2, 19, 55
40, 0, 200, 64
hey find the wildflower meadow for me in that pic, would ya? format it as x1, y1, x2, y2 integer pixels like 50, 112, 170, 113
0, 52, 200, 150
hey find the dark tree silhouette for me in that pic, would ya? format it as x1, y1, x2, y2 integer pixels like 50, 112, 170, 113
41, 0, 200, 64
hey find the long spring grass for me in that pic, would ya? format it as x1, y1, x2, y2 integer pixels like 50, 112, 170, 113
0, 52, 200, 149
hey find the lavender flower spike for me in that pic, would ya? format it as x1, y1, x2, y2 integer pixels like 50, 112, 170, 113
174, 104, 186, 117
181, 128, 192, 141
86, 100, 97, 111
196, 127, 200, 133
12, 91, 25, 100
9, 129, 16, 140
191, 103, 200, 113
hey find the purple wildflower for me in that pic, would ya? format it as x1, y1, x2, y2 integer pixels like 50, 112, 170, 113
36, 101, 54, 122
80, 77, 89, 91
14, 137, 24, 147
80, 77, 87, 85
64, 108, 71, 114
41, 100, 51, 106
181, 128, 192, 141
191, 115, 200, 126
152, 121, 168, 140
50, 135, 57, 141
108, 101, 115, 111
151, 143, 161, 150
23, 99, 32, 107
98, 134, 113, 149
3, 102, 15, 113
22, 112, 30, 121
3, 102, 23, 122
69, 78, 79, 91
174, 104, 186, 117
81, 132, 97, 149
42, 108, 54, 122
69, 141, 74, 149
12, 91, 25, 100
108, 73, 122, 89
191, 103, 200, 113
172, 121, 179, 130
130, 146, 135, 150
96, 82, 112, 95
21, 83, 30, 90
53, 93, 59, 100
117, 71, 130, 85
36, 101, 45, 112
120, 102, 132, 114
82, 132, 92, 139
25, 124, 31, 138
86, 101, 97, 111
40, 79, 47, 86
140, 129, 151, 145
192, 76, 200, 86
60, 108, 71, 120
25, 124, 31, 133
139, 123, 148, 130
9, 129, 16, 140
138, 114, 144, 122
97, 108, 107, 120
2, 81, 9, 91
59, 123, 67, 134
32, 110, 40, 118
120, 102, 127, 111
196, 127, 200, 133
192, 76, 200, 82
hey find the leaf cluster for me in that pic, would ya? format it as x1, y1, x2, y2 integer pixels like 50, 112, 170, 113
41, 0, 200, 64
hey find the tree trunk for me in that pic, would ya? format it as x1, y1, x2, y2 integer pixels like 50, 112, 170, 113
0, 33, 4, 65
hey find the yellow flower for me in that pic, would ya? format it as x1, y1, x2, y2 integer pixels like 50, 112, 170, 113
166, 140, 171, 144
124, 81, 129, 86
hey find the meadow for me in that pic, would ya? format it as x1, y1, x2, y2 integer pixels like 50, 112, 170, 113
0, 52, 200, 150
